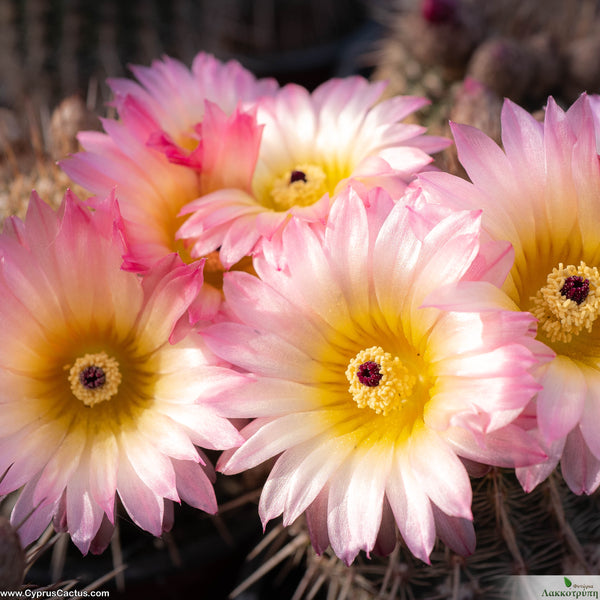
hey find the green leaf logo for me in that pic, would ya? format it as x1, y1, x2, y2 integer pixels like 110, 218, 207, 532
564, 577, 572, 588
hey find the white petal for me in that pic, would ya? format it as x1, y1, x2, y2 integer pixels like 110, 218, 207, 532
270, 434, 354, 526
211, 377, 325, 418
117, 456, 164, 536
205, 322, 318, 381
537, 356, 586, 443
562, 427, 600, 494
219, 412, 332, 474
385, 451, 435, 564
409, 428, 472, 519
305, 487, 330, 555
120, 431, 179, 502
431, 504, 475, 556
172, 458, 217, 514
578, 366, 600, 459
66, 457, 105, 554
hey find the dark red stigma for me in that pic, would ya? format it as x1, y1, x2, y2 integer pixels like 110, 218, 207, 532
357, 361, 383, 387
79, 366, 106, 389
290, 170, 307, 183
560, 276, 590, 305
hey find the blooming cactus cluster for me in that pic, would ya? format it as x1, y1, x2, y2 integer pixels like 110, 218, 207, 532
3, 52, 600, 566
417, 95, 600, 495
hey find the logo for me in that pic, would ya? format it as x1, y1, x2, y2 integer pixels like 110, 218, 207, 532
510, 575, 600, 599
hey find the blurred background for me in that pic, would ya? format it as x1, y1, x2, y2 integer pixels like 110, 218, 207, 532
0, 0, 379, 110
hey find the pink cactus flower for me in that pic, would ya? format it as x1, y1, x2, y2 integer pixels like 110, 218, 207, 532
177, 77, 450, 268
206, 186, 546, 565
0, 192, 244, 554
417, 94, 600, 494
60, 53, 278, 281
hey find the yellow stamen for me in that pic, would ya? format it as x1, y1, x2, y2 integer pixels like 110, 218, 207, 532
346, 346, 416, 415
269, 163, 328, 211
67, 352, 122, 407
530, 261, 600, 343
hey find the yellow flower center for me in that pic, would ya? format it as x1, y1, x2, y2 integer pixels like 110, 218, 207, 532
530, 261, 600, 343
67, 352, 122, 407
346, 346, 416, 415
268, 163, 329, 211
